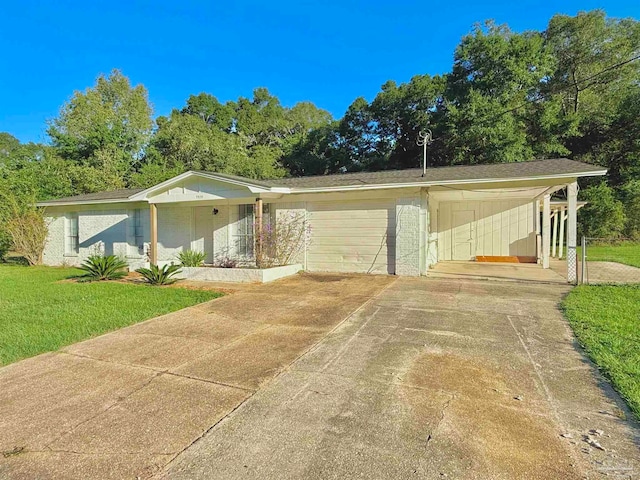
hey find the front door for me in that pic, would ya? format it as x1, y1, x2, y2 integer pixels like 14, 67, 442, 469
452, 210, 476, 260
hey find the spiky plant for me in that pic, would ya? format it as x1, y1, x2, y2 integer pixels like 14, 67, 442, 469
178, 250, 207, 267
77, 255, 129, 281
135, 263, 182, 285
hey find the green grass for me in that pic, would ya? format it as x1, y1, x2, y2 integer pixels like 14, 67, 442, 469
580, 242, 640, 268
0, 265, 221, 366
563, 284, 640, 418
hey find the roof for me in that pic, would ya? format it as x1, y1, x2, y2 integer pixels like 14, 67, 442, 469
38, 158, 606, 206
41, 188, 145, 205
259, 158, 603, 189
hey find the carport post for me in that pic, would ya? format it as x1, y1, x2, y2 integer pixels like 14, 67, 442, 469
542, 195, 551, 269
558, 211, 567, 259
567, 182, 578, 284
551, 209, 558, 258
149, 203, 158, 265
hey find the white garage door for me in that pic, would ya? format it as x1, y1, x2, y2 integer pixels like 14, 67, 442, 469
306, 199, 395, 274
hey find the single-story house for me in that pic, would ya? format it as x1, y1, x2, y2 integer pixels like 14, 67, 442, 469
38, 158, 606, 283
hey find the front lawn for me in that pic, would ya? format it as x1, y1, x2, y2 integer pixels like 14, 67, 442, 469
0, 265, 221, 366
581, 242, 640, 268
563, 284, 640, 418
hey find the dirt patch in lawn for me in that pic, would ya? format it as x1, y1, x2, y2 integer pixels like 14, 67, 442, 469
402, 352, 583, 479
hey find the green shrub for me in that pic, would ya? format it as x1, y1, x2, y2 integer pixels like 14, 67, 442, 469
77, 255, 129, 281
0, 230, 11, 262
136, 263, 182, 285
178, 250, 207, 267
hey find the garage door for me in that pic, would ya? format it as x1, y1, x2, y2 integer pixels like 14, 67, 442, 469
306, 199, 395, 274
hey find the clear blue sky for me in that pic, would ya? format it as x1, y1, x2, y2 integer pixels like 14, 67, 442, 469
1, 0, 637, 144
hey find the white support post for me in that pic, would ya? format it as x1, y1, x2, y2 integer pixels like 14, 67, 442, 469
567, 182, 578, 284
551, 209, 559, 258
558, 212, 567, 259
534, 200, 541, 263
542, 195, 551, 269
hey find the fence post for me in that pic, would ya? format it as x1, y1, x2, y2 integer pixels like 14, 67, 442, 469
580, 236, 587, 285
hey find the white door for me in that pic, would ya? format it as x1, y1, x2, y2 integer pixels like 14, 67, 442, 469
452, 210, 475, 260
306, 199, 395, 274
193, 207, 214, 264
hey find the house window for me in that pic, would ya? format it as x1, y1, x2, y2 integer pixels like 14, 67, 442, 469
132, 209, 144, 255
235, 204, 270, 258
236, 204, 254, 257
65, 213, 79, 255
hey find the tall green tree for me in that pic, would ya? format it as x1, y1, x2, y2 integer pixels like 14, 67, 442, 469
47, 69, 153, 191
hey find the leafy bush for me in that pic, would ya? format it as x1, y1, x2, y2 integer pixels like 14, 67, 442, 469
136, 263, 182, 285
77, 255, 129, 281
256, 211, 310, 268
0, 195, 49, 266
178, 249, 207, 267
214, 256, 238, 268
0, 230, 11, 262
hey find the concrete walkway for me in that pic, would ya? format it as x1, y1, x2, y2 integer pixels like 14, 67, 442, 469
0, 274, 393, 479
163, 277, 640, 480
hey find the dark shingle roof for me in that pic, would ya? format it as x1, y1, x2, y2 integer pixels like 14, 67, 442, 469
262, 158, 604, 189
40, 158, 605, 205
41, 188, 144, 205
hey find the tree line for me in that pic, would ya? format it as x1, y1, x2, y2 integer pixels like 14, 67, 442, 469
1, 9, 639, 249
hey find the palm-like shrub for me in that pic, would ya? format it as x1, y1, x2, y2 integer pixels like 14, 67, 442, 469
136, 263, 182, 285
78, 255, 129, 281
178, 250, 207, 267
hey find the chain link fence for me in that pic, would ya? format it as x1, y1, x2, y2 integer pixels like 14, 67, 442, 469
580, 237, 640, 285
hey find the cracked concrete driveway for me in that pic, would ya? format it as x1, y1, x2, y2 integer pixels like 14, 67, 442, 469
163, 277, 640, 480
1, 274, 639, 479
0, 273, 392, 479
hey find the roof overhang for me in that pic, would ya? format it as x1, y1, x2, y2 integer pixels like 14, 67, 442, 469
37, 166, 607, 207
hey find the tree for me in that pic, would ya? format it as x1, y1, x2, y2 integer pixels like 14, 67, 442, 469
47, 69, 153, 191
578, 182, 626, 238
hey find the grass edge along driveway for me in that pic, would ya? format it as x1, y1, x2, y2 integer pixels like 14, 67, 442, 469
0, 265, 221, 366
563, 283, 640, 418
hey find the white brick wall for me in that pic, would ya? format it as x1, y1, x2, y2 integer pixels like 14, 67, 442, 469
395, 197, 422, 276
42, 204, 149, 268
42, 193, 431, 276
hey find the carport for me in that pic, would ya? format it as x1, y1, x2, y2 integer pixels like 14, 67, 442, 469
427, 179, 582, 283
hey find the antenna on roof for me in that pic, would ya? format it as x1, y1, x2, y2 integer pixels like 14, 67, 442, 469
417, 130, 433, 177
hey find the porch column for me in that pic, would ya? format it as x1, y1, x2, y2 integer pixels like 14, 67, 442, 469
534, 200, 541, 263
255, 197, 263, 267
149, 203, 158, 265
558, 211, 567, 259
551, 209, 559, 258
542, 194, 551, 269
567, 182, 578, 284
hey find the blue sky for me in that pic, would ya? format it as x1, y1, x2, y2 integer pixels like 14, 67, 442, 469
1, 0, 637, 143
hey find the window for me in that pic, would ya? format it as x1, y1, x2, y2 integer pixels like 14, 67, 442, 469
133, 209, 144, 255
234, 204, 270, 258
128, 209, 145, 256
65, 213, 79, 255
236, 204, 254, 257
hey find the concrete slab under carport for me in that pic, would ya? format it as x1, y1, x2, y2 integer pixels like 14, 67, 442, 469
0, 273, 394, 480
163, 276, 640, 480
429, 260, 568, 284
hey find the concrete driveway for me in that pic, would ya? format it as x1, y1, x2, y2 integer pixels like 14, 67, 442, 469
0, 273, 393, 479
1, 274, 639, 479
163, 277, 640, 480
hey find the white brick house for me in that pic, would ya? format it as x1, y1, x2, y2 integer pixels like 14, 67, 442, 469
38, 159, 605, 282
